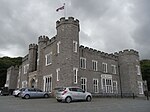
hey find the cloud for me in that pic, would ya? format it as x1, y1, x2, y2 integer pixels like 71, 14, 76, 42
0, 0, 149, 59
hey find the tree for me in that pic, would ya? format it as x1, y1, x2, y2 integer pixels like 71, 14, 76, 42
140, 60, 150, 91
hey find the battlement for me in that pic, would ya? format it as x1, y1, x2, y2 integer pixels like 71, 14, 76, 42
38, 35, 49, 43
29, 43, 38, 50
46, 36, 56, 46
22, 54, 29, 62
79, 45, 118, 60
118, 49, 139, 56
56, 17, 79, 30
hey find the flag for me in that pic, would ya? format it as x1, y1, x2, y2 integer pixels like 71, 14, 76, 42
56, 4, 65, 12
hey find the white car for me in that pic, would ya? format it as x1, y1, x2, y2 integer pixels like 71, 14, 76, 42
13, 88, 24, 97
55, 87, 92, 103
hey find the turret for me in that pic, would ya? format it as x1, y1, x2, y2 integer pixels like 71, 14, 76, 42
54, 17, 80, 87
118, 49, 143, 96
37, 35, 49, 71
28, 43, 38, 72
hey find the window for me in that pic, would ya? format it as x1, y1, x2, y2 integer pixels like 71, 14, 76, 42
45, 52, 52, 66
43, 75, 52, 93
18, 69, 21, 77
57, 41, 61, 54
136, 65, 141, 75
101, 74, 113, 93
111, 65, 116, 74
6, 73, 10, 81
73, 41, 78, 52
81, 77, 87, 91
22, 81, 27, 88
80, 57, 86, 69
92, 60, 98, 71
73, 67, 78, 84
138, 81, 143, 94
102, 63, 107, 73
37, 58, 39, 65
113, 81, 118, 93
93, 79, 99, 93
17, 79, 20, 88
24, 64, 29, 74
56, 68, 60, 81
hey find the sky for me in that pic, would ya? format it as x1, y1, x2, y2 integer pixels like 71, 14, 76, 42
0, 0, 150, 59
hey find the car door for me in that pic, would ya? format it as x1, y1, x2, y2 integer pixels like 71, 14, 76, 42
76, 88, 86, 100
36, 89, 44, 97
69, 88, 79, 100
28, 88, 36, 97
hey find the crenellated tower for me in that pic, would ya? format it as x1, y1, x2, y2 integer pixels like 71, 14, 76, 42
55, 17, 80, 87
28, 43, 38, 72
118, 49, 143, 96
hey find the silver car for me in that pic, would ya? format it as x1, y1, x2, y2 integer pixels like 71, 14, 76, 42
20, 88, 50, 99
55, 87, 92, 103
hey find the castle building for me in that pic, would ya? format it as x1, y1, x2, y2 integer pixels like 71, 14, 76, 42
6, 17, 144, 96
5, 66, 19, 94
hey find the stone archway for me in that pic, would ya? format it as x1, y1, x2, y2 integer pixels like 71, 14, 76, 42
30, 78, 36, 88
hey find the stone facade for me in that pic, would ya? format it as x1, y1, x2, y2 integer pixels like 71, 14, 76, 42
5, 66, 19, 90
6, 17, 144, 96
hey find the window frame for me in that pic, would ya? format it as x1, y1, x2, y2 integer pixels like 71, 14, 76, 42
24, 64, 29, 74
80, 57, 86, 69
73, 40, 78, 53
102, 63, 108, 73
22, 80, 27, 88
138, 81, 144, 94
113, 81, 118, 93
43, 75, 52, 93
45, 52, 52, 66
57, 41, 61, 54
93, 78, 99, 93
73, 67, 78, 84
136, 65, 141, 75
56, 68, 60, 81
81, 77, 87, 91
111, 64, 116, 74
92, 60, 98, 71
101, 74, 113, 93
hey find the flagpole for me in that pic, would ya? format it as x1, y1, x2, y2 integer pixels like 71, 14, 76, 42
64, 3, 66, 18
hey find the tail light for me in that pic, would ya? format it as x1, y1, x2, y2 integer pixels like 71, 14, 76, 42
62, 90, 67, 95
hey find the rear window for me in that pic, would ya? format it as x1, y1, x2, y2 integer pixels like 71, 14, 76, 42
57, 88, 66, 92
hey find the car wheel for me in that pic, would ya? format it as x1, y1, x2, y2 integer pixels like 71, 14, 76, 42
86, 96, 92, 102
65, 96, 72, 103
57, 99, 62, 102
44, 94, 49, 98
24, 94, 30, 99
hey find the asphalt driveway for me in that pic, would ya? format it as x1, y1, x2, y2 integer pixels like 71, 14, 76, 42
0, 96, 149, 112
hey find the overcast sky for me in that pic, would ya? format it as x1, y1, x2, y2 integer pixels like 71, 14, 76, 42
0, 0, 149, 59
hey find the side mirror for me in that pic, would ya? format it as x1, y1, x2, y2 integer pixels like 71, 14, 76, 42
83, 90, 85, 93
